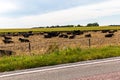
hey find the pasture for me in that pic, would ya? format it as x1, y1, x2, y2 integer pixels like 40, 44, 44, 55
0, 27, 120, 55
0, 26, 120, 72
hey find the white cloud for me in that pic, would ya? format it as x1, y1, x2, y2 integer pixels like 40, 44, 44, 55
0, 1, 19, 13
0, 0, 120, 28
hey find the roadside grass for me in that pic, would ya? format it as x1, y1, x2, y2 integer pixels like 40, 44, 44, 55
0, 46, 120, 72
0, 26, 120, 33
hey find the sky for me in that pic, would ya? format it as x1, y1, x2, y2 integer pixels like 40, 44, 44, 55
0, 0, 120, 28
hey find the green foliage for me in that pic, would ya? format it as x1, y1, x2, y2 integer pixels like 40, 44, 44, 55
76, 24, 83, 27
87, 22, 99, 27
0, 46, 120, 72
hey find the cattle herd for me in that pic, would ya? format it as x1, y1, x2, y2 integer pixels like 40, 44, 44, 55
42, 30, 116, 39
43, 30, 117, 39
0, 29, 118, 44
1, 31, 33, 44
0, 29, 118, 56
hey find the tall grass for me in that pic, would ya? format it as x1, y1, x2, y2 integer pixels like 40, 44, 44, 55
0, 46, 120, 72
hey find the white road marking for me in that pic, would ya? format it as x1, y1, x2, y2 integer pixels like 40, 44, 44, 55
0, 58, 120, 78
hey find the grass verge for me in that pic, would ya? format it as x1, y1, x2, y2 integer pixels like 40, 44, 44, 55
0, 46, 120, 72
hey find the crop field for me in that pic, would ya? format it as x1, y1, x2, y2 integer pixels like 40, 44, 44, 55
0, 26, 120, 33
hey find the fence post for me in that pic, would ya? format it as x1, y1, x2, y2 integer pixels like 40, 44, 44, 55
28, 42, 31, 53
88, 38, 91, 48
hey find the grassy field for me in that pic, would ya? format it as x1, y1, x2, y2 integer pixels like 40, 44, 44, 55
0, 46, 120, 72
0, 26, 120, 72
0, 26, 120, 33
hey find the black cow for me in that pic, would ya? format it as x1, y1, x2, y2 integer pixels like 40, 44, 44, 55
20, 32, 33, 38
3, 40, 13, 44
66, 32, 72, 35
63, 35, 68, 38
101, 30, 110, 33
69, 35, 75, 39
108, 30, 117, 33
59, 34, 68, 38
28, 31, 34, 36
44, 34, 51, 38
44, 32, 60, 38
92, 30, 99, 32
0, 50, 13, 56
4, 36, 12, 40
48, 32, 60, 37
73, 30, 84, 35
19, 38, 30, 42
39, 32, 44, 35
85, 34, 91, 37
59, 34, 64, 38
23, 33, 30, 38
105, 33, 114, 37
12, 33, 19, 36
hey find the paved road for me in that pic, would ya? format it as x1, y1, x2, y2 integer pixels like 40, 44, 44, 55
77, 71, 120, 80
1, 57, 120, 80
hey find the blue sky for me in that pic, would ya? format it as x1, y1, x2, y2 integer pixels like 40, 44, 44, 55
2, 0, 105, 17
0, 0, 120, 28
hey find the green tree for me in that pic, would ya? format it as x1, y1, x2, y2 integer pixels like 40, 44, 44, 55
87, 22, 99, 27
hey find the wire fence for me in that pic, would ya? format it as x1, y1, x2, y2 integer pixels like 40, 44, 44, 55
0, 37, 120, 55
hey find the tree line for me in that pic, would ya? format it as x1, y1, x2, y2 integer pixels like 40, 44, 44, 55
34, 22, 100, 28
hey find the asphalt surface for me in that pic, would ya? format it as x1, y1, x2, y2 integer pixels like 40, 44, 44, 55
0, 57, 120, 80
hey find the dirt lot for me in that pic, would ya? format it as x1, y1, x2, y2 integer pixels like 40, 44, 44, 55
0, 30, 120, 55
